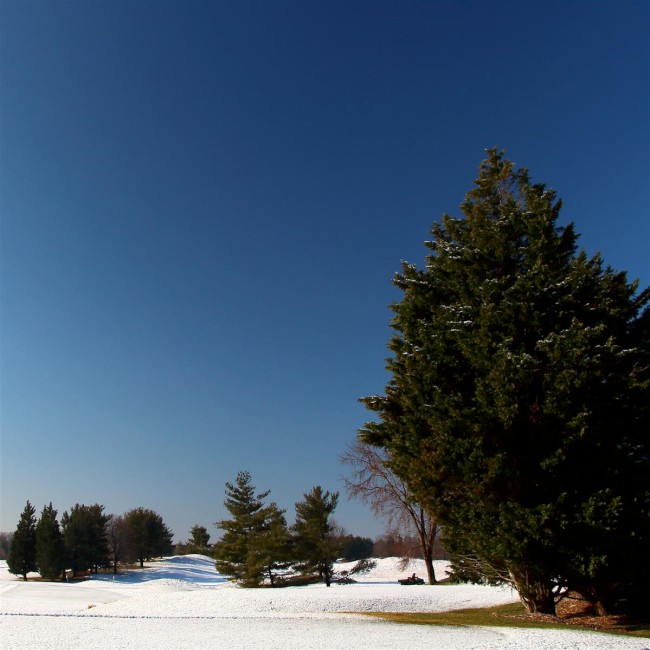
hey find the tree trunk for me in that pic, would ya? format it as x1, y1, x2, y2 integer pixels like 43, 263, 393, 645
423, 551, 437, 585
578, 584, 615, 617
416, 511, 437, 584
592, 599, 610, 617
509, 569, 556, 615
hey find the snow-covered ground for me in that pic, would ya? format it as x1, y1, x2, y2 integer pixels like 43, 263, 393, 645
0, 556, 645, 649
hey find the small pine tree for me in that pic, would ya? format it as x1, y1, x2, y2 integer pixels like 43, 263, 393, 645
36, 503, 65, 580
7, 501, 37, 580
213, 471, 272, 586
293, 486, 340, 587
249, 502, 291, 587
187, 525, 211, 554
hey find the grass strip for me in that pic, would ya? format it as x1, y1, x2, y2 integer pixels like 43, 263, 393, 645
360, 603, 650, 638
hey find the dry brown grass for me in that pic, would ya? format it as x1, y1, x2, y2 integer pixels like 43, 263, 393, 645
363, 597, 650, 639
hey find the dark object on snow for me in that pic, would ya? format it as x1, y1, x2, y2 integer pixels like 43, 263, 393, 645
398, 573, 424, 585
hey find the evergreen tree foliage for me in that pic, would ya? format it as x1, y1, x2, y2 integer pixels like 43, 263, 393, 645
123, 508, 174, 568
359, 150, 649, 615
7, 501, 37, 580
292, 486, 340, 587
248, 502, 292, 587
213, 471, 273, 586
62, 504, 110, 576
338, 534, 374, 562
35, 503, 65, 580
186, 525, 211, 554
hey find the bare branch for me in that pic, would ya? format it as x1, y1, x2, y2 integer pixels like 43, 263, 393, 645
340, 441, 440, 584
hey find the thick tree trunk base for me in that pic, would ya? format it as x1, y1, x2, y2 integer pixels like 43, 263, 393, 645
510, 571, 556, 616
520, 594, 556, 616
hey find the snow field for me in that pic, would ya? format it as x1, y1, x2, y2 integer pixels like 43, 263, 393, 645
1, 556, 646, 649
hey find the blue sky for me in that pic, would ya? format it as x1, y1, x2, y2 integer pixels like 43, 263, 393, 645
1, 0, 648, 542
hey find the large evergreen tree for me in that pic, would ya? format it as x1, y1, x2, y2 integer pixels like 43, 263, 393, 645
292, 486, 339, 587
7, 501, 37, 580
62, 504, 109, 576
123, 508, 174, 568
213, 471, 273, 586
36, 503, 65, 580
359, 150, 649, 615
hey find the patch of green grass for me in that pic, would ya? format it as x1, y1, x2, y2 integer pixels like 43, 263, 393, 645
360, 603, 650, 639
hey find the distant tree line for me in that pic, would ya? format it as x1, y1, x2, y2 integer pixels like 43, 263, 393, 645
0, 532, 13, 561
5, 493, 443, 586
6, 501, 173, 580
372, 533, 447, 562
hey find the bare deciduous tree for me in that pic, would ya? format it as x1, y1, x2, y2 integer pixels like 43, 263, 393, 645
106, 515, 131, 574
340, 441, 439, 584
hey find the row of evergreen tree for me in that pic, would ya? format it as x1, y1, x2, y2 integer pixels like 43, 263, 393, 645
213, 471, 342, 587
7, 501, 173, 580
6, 483, 428, 589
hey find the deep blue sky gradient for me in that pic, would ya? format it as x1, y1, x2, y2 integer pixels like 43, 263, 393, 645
1, 0, 648, 540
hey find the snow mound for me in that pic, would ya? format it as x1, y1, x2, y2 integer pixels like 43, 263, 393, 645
336, 556, 451, 583
90, 554, 225, 587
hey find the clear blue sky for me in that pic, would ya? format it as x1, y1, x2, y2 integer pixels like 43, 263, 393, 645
1, 0, 648, 542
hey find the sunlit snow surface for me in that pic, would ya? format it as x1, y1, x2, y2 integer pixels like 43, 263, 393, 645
0, 556, 644, 649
